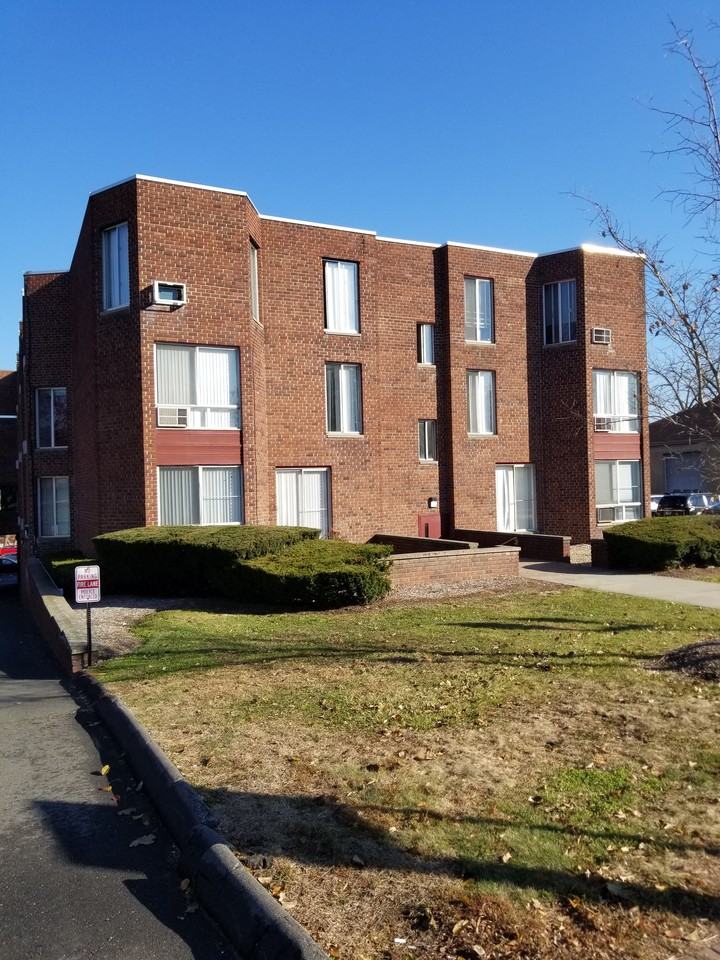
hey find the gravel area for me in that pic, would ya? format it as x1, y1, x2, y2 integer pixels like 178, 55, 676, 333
569, 542, 591, 564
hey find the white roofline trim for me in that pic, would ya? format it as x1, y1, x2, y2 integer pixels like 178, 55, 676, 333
90, 174, 249, 199
446, 241, 537, 258
259, 213, 376, 236
376, 236, 440, 248
23, 270, 68, 276
540, 243, 644, 259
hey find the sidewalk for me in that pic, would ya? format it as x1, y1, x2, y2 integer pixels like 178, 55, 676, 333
0, 595, 234, 960
520, 560, 720, 609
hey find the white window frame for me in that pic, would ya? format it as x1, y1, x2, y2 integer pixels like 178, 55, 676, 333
543, 279, 577, 345
595, 460, 643, 524
249, 241, 260, 323
417, 323, 435, 365
154, 344, 241, 430
35, 387, 68, 449
325, 362, 363, 436
102, 222, 130, 311
37, 476, 70, 538
467, 370, 496, 436
275, 467, 331, 538
418, 419, 437, 462
495, 463, 537, 532
323, 259, 360, 335
157, 466, 244, 526
592, 369, 640, 433
464, 277, 495, 343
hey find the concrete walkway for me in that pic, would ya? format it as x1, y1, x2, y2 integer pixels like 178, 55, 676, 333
0, 594, 235, 960
520, 560, 720, 608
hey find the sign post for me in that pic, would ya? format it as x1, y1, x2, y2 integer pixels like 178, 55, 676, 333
75, 565, 101, 667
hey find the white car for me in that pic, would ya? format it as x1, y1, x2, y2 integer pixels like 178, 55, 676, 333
650, 495, 663, 514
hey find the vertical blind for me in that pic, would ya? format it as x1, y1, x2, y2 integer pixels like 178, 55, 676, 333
544, 280, 576, 343
159, 467, 242, 525
467, 370, 495, 434
495, 464, 536, 532
156, 345, 240, 428
276, 469, 329, 537
324, 260, 359, 333
39, 476, 70, 538
102, 223, 129, 310
464, 278, 494, 342
326, 363, 361, 433
417, 324, 435, 364
593, 370, 639, 431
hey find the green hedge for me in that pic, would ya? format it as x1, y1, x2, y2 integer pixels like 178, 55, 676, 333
93, 525, 319, 596
238, 539, 393, 608
46, 555, 94, 599
603, 516, 720, 570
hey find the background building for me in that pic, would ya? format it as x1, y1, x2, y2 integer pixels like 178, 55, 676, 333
18, 175, 649, 556
0, 370, 17, 544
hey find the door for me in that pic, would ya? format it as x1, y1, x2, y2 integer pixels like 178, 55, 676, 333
417, 512, 441, 538
275, 468, 330, 538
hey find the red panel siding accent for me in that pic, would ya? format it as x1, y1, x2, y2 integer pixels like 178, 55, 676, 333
593, 432, 641, 460
155, 429, 243, 466
417, 512, 441, 538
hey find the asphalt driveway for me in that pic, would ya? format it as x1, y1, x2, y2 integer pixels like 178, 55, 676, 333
0, 594, 235, 960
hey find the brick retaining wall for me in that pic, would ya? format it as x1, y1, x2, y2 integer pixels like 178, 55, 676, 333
454, 529, 571, 562
390, 546, 520, 588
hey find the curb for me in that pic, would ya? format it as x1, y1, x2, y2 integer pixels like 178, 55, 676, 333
75, 673, 328, 960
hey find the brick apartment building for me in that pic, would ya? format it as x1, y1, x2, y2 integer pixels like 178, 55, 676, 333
17, 175, 649, 557
0, 370, 18, 542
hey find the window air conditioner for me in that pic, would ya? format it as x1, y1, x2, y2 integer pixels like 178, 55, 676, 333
594, 416, 612, 432
152, 281, 187, 307
157, 406, 189, 428
591, 327, 612, 345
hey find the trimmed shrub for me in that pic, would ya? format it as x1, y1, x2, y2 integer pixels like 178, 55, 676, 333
238, 540, 393, 608
604, 516, 720, 570
93, 525, 319, 596
46, 555, 94, 599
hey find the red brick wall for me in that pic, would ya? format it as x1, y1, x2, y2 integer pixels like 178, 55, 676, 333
389, 546, 519, 588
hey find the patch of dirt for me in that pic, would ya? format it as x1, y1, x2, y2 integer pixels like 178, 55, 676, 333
650, 640, 720, 682
659, 566, 720, 583
380, 577, 567, 606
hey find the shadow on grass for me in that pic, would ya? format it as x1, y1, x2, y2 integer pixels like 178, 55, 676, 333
206, 788, 720, 921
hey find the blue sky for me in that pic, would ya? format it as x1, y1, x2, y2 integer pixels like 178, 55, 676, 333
0, 0, 716, 368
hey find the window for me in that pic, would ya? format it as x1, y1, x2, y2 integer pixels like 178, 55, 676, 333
158, 466, 243, 525
593, 370, 639, 432
36, 388, 68, 448
249, 242, 260, 323
102, 222, 129, 311
465, 278, 494, 342
418, 419, 437, 461
496, 464, 536, 532
324, 260, 359, 333
543, 279, 576, 344
38, 476, 70, 538
325, 363, 362, 434
595, 460, 643, 523
276, 468, 330, 538
155, 344, 240, 428
467, 370, 495, 435
417, 323, 435, 364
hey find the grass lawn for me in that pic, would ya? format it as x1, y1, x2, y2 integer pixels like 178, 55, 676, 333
95, 583, 720, 959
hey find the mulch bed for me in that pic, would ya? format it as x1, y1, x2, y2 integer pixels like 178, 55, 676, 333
650, 639, 720, 681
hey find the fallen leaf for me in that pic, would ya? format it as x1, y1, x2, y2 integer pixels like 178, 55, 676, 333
129, 834, 156, 847
98, 786, 113, 792
101, 764, 111, 776
472, 947, 487, 958
258, 876, 273, 886
452, 919, 468, 935
180, 878, 191, 892
501, 852, 512, 863
351, 854, 366, 867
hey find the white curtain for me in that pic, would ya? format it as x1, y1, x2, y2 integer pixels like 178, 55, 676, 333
615, 372, 638, 432
464, 278, 477, 340
464, 279, 493, 341
593, 370, 611, 418
514, 464, 536, 531
276, 469, 329, 537
468, 371, 494, 434
196, 348, 240, 428
103, 223, 129, 309
495, 467, 514, 532
325, 260, 358, 333
201, 467, 242, 524
419, 324, 434, 364
159, 467, 198, 525
276, 470, 300, 526
340, 364, 361, 433
156, 344, 194, 405
616, 461, 640, 504
595, 461, 614, 506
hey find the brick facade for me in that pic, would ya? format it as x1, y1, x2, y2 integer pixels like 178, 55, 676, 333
18, 175, 649, 555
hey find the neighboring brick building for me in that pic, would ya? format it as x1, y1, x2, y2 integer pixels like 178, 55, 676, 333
0, 370, 18, 542
17, 175, 649, 556
650, 401, 720, 494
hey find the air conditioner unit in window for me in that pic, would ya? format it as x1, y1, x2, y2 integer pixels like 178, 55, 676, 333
594, 416, 613, 432
596, 506, 616, 524
157, 406, 189, 428
152, 281, 187, 307
591, 327, 612, 345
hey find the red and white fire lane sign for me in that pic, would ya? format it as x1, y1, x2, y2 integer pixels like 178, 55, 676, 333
75, 565, 101, 604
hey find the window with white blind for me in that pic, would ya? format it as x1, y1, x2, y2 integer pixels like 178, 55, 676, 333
595, 460, 643, 523
417, 323, 435, 364
418, 419, 437, 461
38, 476, 70, 538
102, 222, 129, 311
593, 370, 639, 432
158, 466, 243, 525
155, 344, 240, 428
495, 464, 536, 532
276, 468, 330, 538
36, 387, 68, 448
467, 370, 495, 435
465, 278, 494, 342
543, 279, 576, 344
324, 260, 359, 333
325, 363, 362, 434
249, 242, 260, 323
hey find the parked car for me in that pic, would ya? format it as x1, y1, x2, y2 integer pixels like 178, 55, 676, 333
0, 551, 17, 590
703, 501, 720, 515
656, 493, 713, 516
650, 495, 663, 514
